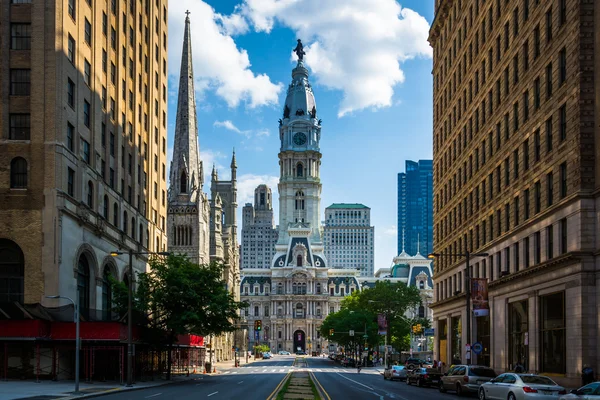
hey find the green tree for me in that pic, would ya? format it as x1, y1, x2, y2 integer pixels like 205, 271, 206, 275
112, 255, 248, 379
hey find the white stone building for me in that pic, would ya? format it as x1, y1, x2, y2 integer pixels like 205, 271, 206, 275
323, 204, 375, 277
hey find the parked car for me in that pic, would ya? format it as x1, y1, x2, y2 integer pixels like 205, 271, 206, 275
342, 358, 357, 368
296, 351, 306, 355
405, 358, 426, 369
406, 367, 443, 387
560, 382, 600, 399
262, 352, 272, 359
278, 351, 291, 355
384, 365, 407, 381
439, 365, 497, 395
479, 373, 566, 400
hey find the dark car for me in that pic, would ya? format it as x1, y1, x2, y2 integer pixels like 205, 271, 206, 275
439, 365, 497, 395
406, 367, 443, 387
295, 351, 306, 355
405, 358, 426, 369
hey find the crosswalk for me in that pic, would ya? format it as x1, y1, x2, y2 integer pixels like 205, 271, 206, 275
217, 366, 381, 375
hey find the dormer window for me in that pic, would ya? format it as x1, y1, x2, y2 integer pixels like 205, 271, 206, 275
419, 281, 425, 289
297, 255, 303, 266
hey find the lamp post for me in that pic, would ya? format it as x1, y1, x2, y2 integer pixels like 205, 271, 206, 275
110, 250, 170, 386
46, 292, 79, 393
428, 251, 488, 365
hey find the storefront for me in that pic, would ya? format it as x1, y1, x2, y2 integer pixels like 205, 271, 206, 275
508, 300, 528, 371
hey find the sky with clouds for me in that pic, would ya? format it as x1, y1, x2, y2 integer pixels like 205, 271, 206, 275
166, 0, 434, 271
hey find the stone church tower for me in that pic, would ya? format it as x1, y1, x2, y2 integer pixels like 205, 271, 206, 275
168, 13, 240, 362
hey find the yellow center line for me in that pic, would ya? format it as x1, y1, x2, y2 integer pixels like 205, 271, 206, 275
309, 371, 331, 400
266, 371, 291, 400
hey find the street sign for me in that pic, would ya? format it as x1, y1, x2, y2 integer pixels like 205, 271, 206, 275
472, 342, 483, 355
349, 330, 355, 336
465, 344, 471, 351
466, 351, 471, 360
424, 328, 435, 336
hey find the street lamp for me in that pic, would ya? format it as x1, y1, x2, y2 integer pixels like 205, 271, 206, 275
110, 250, 170, 386
46, 292, 80, 393
428, 251, 488, 365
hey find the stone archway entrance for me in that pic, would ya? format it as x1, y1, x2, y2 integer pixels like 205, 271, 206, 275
293, 330, 306, 353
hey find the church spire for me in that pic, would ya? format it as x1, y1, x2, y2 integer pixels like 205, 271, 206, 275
169, 11, 202, 202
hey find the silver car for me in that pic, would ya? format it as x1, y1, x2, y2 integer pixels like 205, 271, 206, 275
559, 382, 600, 399
479, 373, 567, 400
384, 365, 407, 381
440, 365, 497, 395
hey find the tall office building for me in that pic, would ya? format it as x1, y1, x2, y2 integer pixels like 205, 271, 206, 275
241, 184, 278, 270
323, 204, 375, 277
397, 160, 433, 256
430, 0, 599, 387
0, 0, 168, 377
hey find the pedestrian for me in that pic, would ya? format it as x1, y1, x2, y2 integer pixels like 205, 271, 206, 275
582, 365, 595, 386
427, 356, 431, 363
433, 360, 438, 368
514, 362, 525, 373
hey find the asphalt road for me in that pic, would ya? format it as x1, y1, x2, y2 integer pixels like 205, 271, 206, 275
308, 357, 471, 400
93, 356, 472, 399
95, 356, 295, 400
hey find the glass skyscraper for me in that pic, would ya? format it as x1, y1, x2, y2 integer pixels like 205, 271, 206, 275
398, 160, 433, 256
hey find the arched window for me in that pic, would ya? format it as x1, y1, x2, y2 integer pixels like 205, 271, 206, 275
418, 305, 425, 319
10, 157, 27, 188
295, 191, 305, 210
180, 171, 187, 193
296, 163, 303, 177
103, 195, 109, 219
87, 181, 94, 208
131, 217, 135, 237
123, 211, 128, 233
139, 223, 143, 243
77, 255, 90, 319
102, 267, 113, 321
297, 255, 303, 266
419, 281, 425, 289
0, 239, 25, 303
123, 273, 130, 292
113, 203, 118, 226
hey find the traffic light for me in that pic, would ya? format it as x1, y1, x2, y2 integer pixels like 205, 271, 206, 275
254, 320, 258, 330
329, 329, 334, 336
417, 324, 422, 332
256, 320, 262, 331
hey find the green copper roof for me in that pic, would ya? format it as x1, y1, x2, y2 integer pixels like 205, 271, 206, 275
326, 203, 369, 209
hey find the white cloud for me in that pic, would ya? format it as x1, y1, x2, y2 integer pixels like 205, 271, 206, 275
256, 128, 270, 137
237, 173, 280, 206
199, 148, 229, 185
168, 1, 283, 109
236, 0, 432, 116
383, 225, 397, 236
213, 120, 244, 134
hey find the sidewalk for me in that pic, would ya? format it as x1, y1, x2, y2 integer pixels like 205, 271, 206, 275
0, 358, 255, 400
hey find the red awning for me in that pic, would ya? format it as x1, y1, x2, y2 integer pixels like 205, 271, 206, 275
50, 322, 140, 341
177, 334, 204, 347
0, 320, 50, 339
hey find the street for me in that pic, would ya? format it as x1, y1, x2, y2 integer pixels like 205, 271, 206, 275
92, 356, 469, 400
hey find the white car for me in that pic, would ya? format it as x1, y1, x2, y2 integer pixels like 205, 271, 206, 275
559, 382, 600, 399
383, 365, 407, 381
479, 373, 566, 400
278, 350, 291, 355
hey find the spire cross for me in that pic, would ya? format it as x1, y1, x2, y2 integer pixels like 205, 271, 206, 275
185, 10, 190, 17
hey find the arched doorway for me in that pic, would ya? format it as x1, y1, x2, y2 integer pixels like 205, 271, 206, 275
293, 330, 306, 353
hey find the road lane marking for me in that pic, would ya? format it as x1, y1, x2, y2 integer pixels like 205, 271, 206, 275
207, 392, 218, 397
266, 371, 292, 400
309, 371, 331, 400
145, 394, 162, 398
271, 369, 276, 372
334, 372, 374, 390
237, 381, 244, 384
279, 369, 284, 372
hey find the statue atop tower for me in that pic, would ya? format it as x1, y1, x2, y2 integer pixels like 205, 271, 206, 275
293, 39, 306, 61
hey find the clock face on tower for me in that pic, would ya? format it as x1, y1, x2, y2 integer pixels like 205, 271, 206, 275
293, 132, 307, 146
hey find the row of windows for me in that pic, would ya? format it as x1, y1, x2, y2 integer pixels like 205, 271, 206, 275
437, 161, 567, 271
436, 218, 568, 301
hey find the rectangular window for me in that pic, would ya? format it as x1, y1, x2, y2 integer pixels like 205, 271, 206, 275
84, 59, 91, 85
559, 47, 566, 86
534, 25, 540, 59
559, 104, 567, 141
535, 181, 541, 214
525, 189, 530, 220
546, 8, 553, 42
67, 122, 74, 151
513, 149, 519, 179
68, 0, 75, 18
10, 69, 31, 96
513, 55, 519, 84
534, 129, 541, 162
559, 0, 566, 26
102, 12, 107, 35
11, 24, 32, 50
547, 224, 554, 259
9, 114, 30, 140
67, 78, 75, 107
66, 167, 76, 200
505, 246, 511, 273
111, 27, 116, 49
514, 196, 520, 227
546, 63, 553, 99
540, 291, 566, 374
560, 218, 567, 254
68, 35, 75, 63
534, 231, 541, 264
513, 102, 519, 132
534, 77, 540, 110
546, 117, 553, 152
111, 62, 116, 84
82, 139, 90, 163
523, 40, 529, 71
523, 91, 529, 121
523, 139, 529, 169
560, 162, 567, 198
102, 49, 107, 72
84, 19, 92, 45
547, 172, 554, 207
110, 133, 115, 156
83, 100, 90, 127
101, 123, 106, 147
505, 203, 510, 233
524, 236, 530, 268
109, 168, 115, 188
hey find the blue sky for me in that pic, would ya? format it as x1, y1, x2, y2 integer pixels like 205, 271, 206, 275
166, 0, 434, 270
